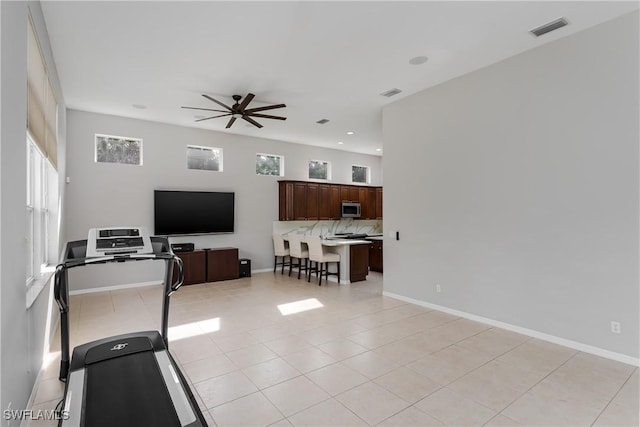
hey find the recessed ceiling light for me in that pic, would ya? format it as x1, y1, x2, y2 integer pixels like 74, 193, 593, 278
338, 141, 344, 145
409, 56, 428, 65
376, 148, 382, 152
132, 104, 147, 109
346, 131, 354, 135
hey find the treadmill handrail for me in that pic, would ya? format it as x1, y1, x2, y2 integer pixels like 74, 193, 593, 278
54, 238, 184, 382
169, 256, 184, 295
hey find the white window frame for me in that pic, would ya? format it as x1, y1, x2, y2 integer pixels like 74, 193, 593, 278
255, 153, 284, 176
351, 165, 370, 184
95, 133, 143, 165
26, 135, 58, 291
186, 145, 223, 172
308, 159, 331, 181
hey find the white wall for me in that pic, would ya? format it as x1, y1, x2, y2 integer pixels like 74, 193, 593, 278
65, 110, 382, 291
1, 1, 67, 420
383, 12, 639, 360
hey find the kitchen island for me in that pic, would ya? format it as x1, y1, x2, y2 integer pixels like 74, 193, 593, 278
317, 238, 370, 284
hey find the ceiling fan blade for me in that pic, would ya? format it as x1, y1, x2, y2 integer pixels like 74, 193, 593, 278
249, 113, 286, 120
244, 104, 286, 114
202, 94, 232, 111
225, 117, 237, 128
182, 106, 229, 113
242, 116, 263, 128
195, 113, 232, 122
237, 93, 255, 112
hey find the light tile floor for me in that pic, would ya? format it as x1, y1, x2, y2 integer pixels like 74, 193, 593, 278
31, 271, 638, 426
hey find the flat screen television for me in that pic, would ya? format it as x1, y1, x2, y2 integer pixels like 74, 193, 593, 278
154, 190, 234, 235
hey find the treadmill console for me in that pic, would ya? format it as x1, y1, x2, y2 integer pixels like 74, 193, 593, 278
86, 227, 153, 258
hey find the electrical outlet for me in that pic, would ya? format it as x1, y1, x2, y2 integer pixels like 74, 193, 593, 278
436, 284, 441, 293
611, 321, 621, 334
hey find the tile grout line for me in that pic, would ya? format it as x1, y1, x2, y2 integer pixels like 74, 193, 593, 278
495, 347, 581, 423
589, 367, 637, 427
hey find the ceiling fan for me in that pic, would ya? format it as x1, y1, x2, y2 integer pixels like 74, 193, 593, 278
182, 93, 286, 129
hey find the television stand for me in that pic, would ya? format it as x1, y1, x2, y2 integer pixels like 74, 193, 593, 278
173, 247, 239, 285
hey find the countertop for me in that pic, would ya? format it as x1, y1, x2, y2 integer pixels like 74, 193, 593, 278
318, 238, 370, 246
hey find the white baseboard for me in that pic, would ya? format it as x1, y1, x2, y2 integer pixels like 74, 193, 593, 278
69, 281, 162, 295
251, 268, 273, 274
383, 291, 640, 367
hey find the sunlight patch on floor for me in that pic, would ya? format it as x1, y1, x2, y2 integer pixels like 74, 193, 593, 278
278, 298, 324, 316
168, 317, 220, 341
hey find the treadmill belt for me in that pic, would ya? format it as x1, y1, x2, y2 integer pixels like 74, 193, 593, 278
85, 350, 181, 427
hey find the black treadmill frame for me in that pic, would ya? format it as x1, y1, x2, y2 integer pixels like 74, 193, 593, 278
54, 236, 184, 381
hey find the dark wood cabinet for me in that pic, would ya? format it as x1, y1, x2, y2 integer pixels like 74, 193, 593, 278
173, 248, 239, 285
330, 185, 341, 219
340, 185, 350, 203
375, 187, 383, 219
293, 182, 308, 220
350, 243, 370, 282
306, 183, 319, 220
278, 181, 294, 221
174, 250, 206, 285
318, 184, 332, 220
369, 239, 383, 272
278, 180, 382, 221
207, 247, 239, 282
349, 186, 359, 203
359, 187, 376, 219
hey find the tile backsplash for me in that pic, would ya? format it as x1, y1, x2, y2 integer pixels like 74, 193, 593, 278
273, 219, 382, 238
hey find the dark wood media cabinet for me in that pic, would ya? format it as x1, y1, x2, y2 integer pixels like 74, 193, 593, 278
172, 247, 239, 285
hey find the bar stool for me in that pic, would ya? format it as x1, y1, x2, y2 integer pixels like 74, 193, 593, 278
272, 233, 290, 274
287, 234, 309, 280
305, 235, 340, 286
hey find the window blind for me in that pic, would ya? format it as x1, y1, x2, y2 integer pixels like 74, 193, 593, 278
27, 17, 58, 169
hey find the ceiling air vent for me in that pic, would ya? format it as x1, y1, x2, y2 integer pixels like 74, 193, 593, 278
316, 119, 330, 124
530, 17, 568, 37
380, 88, 402, 98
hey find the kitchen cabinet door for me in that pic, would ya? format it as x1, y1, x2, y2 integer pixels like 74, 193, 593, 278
361, 187, 376, 219
340, 185, 350, 203
318, 184, 332, 220
306, 183, 319, 219
278, 181, 294, 220
375, 187, 383, 219
369, 240, 383, 272
350, 244, 370, 282
349, 186, 360, 203
293, 182, 308, 220
330, 185, 341, 219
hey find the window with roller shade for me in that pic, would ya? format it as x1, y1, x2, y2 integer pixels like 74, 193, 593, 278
26, 16, 59, 288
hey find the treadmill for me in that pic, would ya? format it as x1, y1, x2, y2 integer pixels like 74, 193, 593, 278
54, 232, 208, 427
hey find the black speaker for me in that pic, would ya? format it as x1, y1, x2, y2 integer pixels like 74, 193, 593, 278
239, 258, 251, 278
171, 243, 194, 252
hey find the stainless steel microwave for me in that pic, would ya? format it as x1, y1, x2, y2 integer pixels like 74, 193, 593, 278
341, 202, 361, 218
